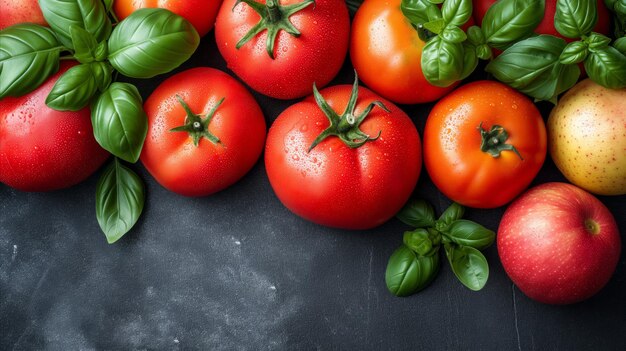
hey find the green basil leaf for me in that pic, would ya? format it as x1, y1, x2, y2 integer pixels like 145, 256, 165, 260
555, 0, 598, 38
91, 83, 148, 163
586, 32, 612, 50
396, 199, 435, 228
482, 0, 544, 50
0, 24, 62, 98
460, 42, 479, 79
442, 0, 472, 26
584, 46, 626, 88
486, 35, 580, 102
437, 202, 465, 226
108, 8, 199, 78
428, 0, 444, 4
560, 41, 589, 64
39, 0, 111, 50
443, 220, 495, 250
444, 244, 489, 291
403, 228, 440, 256
45, 63, 97, 111
70, 25, 98, 63
615, 37, 626, 55
467, 25, 486, 45
401, 0, 439, 26
424, 19, 447, 34
422, 36, 464, 87
96, 158, 145, 244
91, 61, 114, 92
386, 245, 440, 296
103, 0, 114, 12
476, 44, 493, 60
441, 25, 467, 43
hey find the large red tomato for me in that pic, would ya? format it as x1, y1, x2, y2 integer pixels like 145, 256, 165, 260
0, 0, 46, 29
113, 0, 222, 37
423, 81, 547, 208
0, 61, 110, 192
265, 78, 421, 229
350, 0, 458, 104
215, 0, 350, 100
473, 0, 611, 40
141, 67, 266, 197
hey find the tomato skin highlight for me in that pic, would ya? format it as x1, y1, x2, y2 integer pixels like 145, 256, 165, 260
423, 81, 547, 209
265, 85, 421, 229
0, 61, 110, 192
141, 67, 266, 197
113, 0, 222, 37
215, 0, 350, 100
350, 0, 458, 104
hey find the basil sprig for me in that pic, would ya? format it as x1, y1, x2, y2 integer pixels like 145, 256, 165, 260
385, 199, 495, 297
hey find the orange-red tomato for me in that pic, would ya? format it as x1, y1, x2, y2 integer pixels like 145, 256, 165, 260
350, 0, 458, 104
113, 0, 222, 37
0, 0, 46, 29
423, 81, 547, 208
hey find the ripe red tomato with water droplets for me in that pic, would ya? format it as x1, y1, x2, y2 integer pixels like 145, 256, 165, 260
0, 61, 110, 191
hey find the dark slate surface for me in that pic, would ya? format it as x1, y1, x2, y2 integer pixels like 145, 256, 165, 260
1, 31, 625, 351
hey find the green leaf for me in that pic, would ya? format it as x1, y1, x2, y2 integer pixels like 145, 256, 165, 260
423, 19, 447, 34
91, 83, 148, 163
70, 25, 98, 63
90, 61, 113, 92
486, 35, 580, 102
421, 36, 464, 87
585, 32, 612, 50
615, 37, 626, 55
443, 220, 495, 250
555, 0, 598, 38
584, 46, 626, 88
386, 245, 440, 296
437, 202, 465, 226
441, 25, 467, 43
467, 25, 486, 45
560, 41, 589, 64
460, 42, 479, 80
482, 0, 545, 50
445, 244, 489, 291
403, 228, 440, 256
401, 0, 440, 26
442, 0, 472, 27
103, 0, 114, 12
476, 44, 492, 60
46, 63, 97, 111
396, 199, 435, 228
108, 8, 200, 78
0, 24, 62, 98
96, 158, 145, 244
39, 0, 111, 50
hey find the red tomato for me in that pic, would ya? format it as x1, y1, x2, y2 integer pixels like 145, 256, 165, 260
473, 0, 611, 41
0, 0, 46, 29
423, 81, 547, 208
141, 67, 266, 197
215, 0, 350, 100
350, 0, 464, 104
265, 80, 421, 229
113, 0, 222, 37
0, 62, 110, 192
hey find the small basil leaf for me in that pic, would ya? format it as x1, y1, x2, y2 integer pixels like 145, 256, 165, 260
91, 83, 148, 163
428, 0, 444, 4
386, 245, 440, 296
555, 0, 598, 38
39, 0, 111, 50
586, 32, 612, 51
0, 24, 62, 98
477, 44, 493, 59
423, 19, 447, 34
441, 25, 467, 43
426, 3, 444, 21
422, 36, 464, 87
401, 0, 437, 26
482, 0, 544, 50
584, 46, 626, 88
460, 42, 478, 80
108, 8, 200, 78
467, 25, 485, 45
96, 158, 145, 244
403, 228, 440, 256
560, 41, 589, 64
443, 220, 495, 250
396, 199, 435, 228
442, 0, 472, 27
103, 0, 114, 12
444, 244, 489, 291
70, 25, 97, 63
94, 41, 108, 61
90, 61, 113, 92
46, 63, 97, 111
486, 35, 579, 102
438, 202, 465, 226
615, 37, 626, 55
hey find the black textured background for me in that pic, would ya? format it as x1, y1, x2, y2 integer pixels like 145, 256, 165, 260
1, 31, 625, 350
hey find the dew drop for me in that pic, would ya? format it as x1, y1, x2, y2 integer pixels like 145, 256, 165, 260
300, 124, 308, 132
511, 104, 518, 110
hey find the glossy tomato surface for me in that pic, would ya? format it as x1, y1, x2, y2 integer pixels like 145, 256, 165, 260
113, 0, 222, 37
141, 67, 266, 197
423, 80, 547, 208
215, 0, 350, 99
473, 0, 611, 40
0, 0, 46, 29
265, 84, 421, 229
0, 61, 110, 192
350, 0, 460, 104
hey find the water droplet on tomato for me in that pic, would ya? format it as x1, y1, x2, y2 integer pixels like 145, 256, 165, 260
300, 124, 308, 132
511, 104, 518, 110
292, 155, 300, 161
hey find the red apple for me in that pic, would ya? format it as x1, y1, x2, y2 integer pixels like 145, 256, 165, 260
497, 182, 621, 304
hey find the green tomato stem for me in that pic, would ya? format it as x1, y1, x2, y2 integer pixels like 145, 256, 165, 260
170, 95, 223, 147
477, 122, 523, 160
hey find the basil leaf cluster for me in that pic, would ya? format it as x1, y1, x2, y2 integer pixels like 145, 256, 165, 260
385, 200, 495, 297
